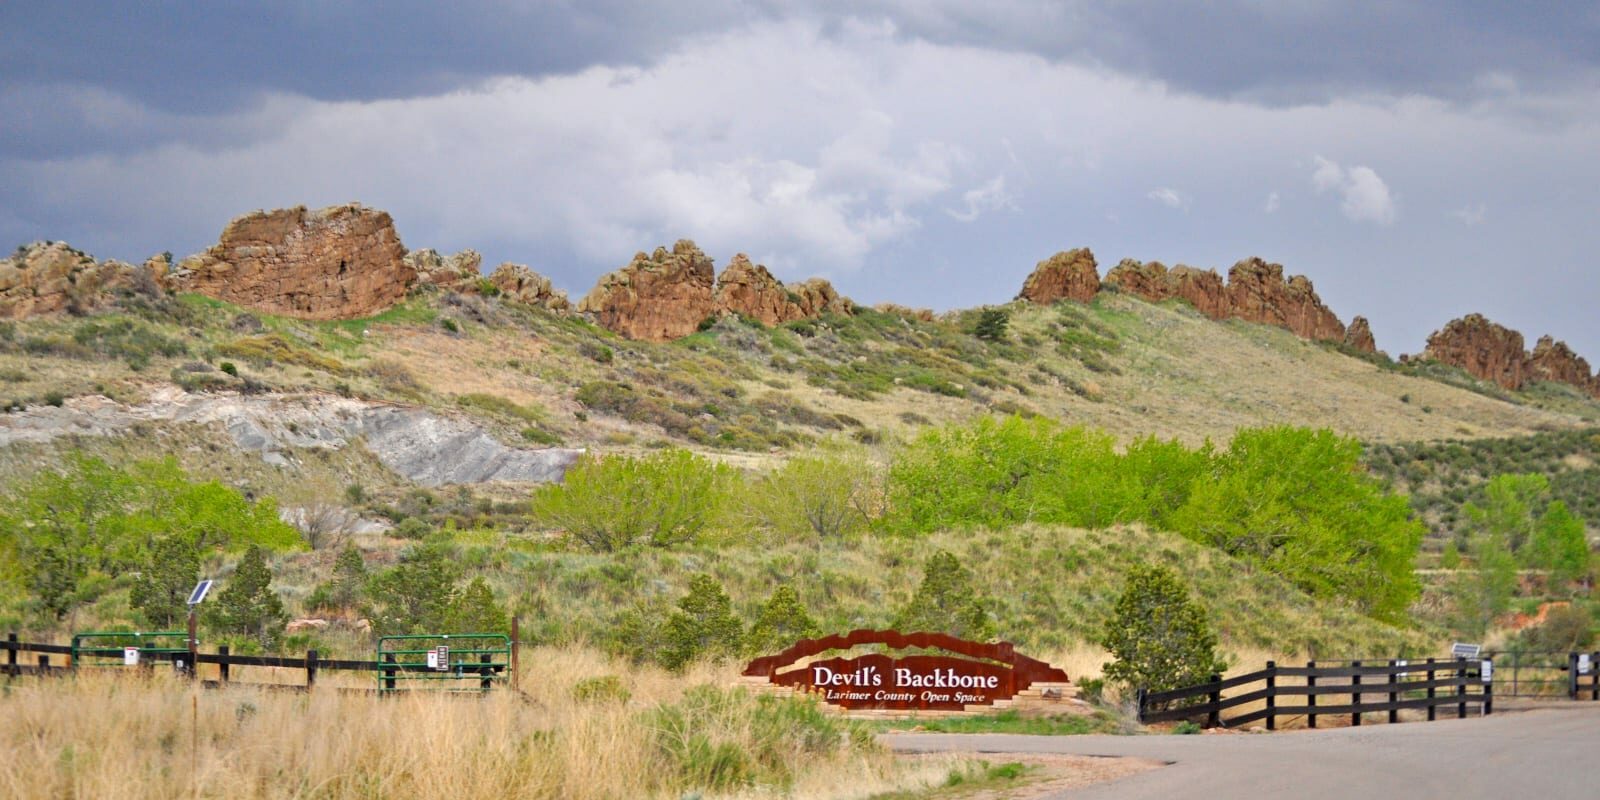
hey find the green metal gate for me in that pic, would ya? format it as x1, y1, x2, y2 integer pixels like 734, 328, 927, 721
71, 630, 188, 668
376, 634, 512, 694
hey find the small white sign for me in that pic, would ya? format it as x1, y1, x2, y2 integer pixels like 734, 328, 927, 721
1396, 659, 1408, 679
1580, 654, 1592, 675
123, 647, 139, 666
435, 645, 450, 672
426, 650, 439, 670
1480, 660, 1493, 683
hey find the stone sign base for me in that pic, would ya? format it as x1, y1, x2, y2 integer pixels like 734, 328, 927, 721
736, 674, 1081, 719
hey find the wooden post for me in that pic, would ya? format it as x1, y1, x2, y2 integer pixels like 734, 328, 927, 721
6, 633, 16, 678
1264, 661, 1276, 731
1426, 658, 1437, 721
384, 653, 397, 694
39, 654, 50, 673
1590, 651, 1598, 701
1483, 661, 1493, 716
1351, 661, 1362, 727
1135, 688, 1147, 724
1387, 660, 1399, 724
305, 650, 318, 689
510, 616, 520, 692
217, 645, 230, 683
186, 610, 198, 680
480, 652, 493, 691
1570, 652, 1581, 700
1207, 673, 1222, 728
1457, 662, 1468, 719
1306, 661, 1317, 729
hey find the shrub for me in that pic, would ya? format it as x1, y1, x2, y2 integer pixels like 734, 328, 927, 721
530, 450, 736, 551
363, 544, 461, 635
1516, 604, 1595, 652
1099, 565, 1225, 697
447, 576, 509, 633
746, 586, 821, 656
572, 675, 631, 704
129, 536, 199, 628
393, 518, 432, 540
307, 545, 367, 612
219, 361, 238, 376
580, 341, 614, 364
971, 308, 1009, 341
661, 575, 745, 670
891, 551, 996, 640
209, 545, 288, 649
743, 448, 880, 539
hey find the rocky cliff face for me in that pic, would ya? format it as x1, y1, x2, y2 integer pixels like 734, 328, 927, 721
487, 262, 569, 310
1103, 258, 1172, 301
173, 204, 412, 321
1018, 249, 1100, 305
577, 240, 717, 341
1423, 314, 1528, 391
1225, 258, 1346, 342
1528, 336, 1598, 396
790, 278, 851, 317
1344, 316, 1377, 354
406, 248, 483, 291
714, 254, 808, 326
0, 242, 159, 318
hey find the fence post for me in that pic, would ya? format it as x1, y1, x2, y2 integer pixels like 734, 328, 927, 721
1591, 651, 1599, 701
1264, 661, 1277, 731
39, 654, 49, 673
1351, 660, 1362, 727
479, 652, 493, 691
1207, 673, 1222, 728
1569, 652, 1579, 700
305, 650, 318, 690
1426, 658, 1437, 721
511, 616, 520, 692
1306, 661, 1317, 728
6, 633, 16, 677
217, 645, 230, 684
1457, 661, 1467, 719
383, 653, 397, 694
186, 610, 198, 681
1388, 660, 1399, 724
1483, 659, 1493, 716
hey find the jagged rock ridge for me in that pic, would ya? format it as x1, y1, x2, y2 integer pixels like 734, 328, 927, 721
1422, 314, 1599, 398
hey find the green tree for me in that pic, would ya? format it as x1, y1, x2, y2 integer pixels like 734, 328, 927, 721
1451, 530, 1518, 637
307, 545, 367, 612
447, 577, 509, 633
1525, 501, 1590, 587
129, 536, 199, 628
1465, 473, 1549, 554
364, 544, 462, 635
209, 545, 287, 648
1099, 565, 1225, 696
971, 308, 1010, 341
745, 448, 880, 539
746, 586, 821, 655
661, 575, 745, 670
531, 449, 736, 551
891, 551, 996, 640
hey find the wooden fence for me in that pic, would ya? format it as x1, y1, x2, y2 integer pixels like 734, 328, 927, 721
2, 630, 517, 694
1138, 658, 1491, 730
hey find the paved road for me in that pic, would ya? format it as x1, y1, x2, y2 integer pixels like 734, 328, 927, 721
886, 708, 1600, 799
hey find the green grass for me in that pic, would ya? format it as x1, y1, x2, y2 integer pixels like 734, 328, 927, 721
867, 760, 1037, 800
876, 708, 1121, 735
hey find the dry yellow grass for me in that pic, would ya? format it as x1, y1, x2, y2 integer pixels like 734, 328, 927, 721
0, 646, 977, 800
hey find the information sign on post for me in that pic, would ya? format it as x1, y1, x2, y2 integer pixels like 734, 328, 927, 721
123, 647, 140, 666
435, 645, 450, 671
1480, 659, 1493, 683
1580, 654, 1592, 675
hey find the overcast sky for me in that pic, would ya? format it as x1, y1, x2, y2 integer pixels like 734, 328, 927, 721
3, 2, 1597, 359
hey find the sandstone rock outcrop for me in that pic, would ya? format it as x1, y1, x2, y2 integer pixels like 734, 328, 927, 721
0, 242, 148, 318
790, 278, 851, 317
406, 248, 483, 291
487, 262, 569, 310
1344, 316, 1377, 354
1018, 248, 1100, 305
173, 204, 412, 320
1225, 258, 1346, 342
714, 254, 808, 326
1528, 336, 1597, 394
1423, 314, 1528, 391
577, 240, 717, 341
1103, 258, 1172, 302
1167, 266, 1230, 320
873, 303, 936, 322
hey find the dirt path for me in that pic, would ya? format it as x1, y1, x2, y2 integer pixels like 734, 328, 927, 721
885, 706, 1600, 799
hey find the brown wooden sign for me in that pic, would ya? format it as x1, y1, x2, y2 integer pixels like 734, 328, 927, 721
742, 629, 1068, 711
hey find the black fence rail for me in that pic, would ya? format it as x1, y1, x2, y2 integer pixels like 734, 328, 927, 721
2, 630, 519, 695
1138, 658, 1491, 730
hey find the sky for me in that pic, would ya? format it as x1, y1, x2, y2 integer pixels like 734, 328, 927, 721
3, 1, 1598, 359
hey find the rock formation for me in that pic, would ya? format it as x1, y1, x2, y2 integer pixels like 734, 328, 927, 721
0, 242, 150, 318
714, 254, 808, 326
172, 204, 412, 321
873, 303, 936, 322
406, 248, 483, 291
1167, 266, 1230, 320
1528, 335, 1597, 395
1103, 258, 1172, 302
1423, 314, 1528, 391
1344, 316, 1377, 354
1225, 258, 1346, 342
1018, 248, 1100, 305
790, 278, 852, 317
487, 262, 569, 310
577, 240, 718, 341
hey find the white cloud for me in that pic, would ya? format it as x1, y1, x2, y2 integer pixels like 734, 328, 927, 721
1451, 203, 1487, 226
1264, 191, 1280, 213
1310, 155, 1396, 225
945, 175, 1017, 222
1146, 186, 1188, 210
